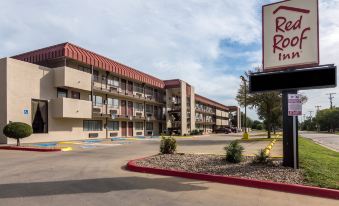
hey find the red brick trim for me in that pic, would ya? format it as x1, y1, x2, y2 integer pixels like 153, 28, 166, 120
127, 157, 339, 200
0, 146, 61, 152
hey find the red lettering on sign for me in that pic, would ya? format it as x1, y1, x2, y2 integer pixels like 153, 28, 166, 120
272, 11, 311, 62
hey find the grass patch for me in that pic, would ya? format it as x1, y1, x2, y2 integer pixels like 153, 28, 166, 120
299, 137, 339, 189
251, 132, 283, 137
239, 137, 282, 142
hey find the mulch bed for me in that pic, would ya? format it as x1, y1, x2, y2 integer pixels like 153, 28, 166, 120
135, 154, 305, 185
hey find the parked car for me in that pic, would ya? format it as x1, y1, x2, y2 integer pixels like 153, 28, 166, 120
215, 127, 231, 134
230, 127, 238, 133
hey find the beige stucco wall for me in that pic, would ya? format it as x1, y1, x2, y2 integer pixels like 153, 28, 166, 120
180, 81, 187, 135
51, 97, 92, 119
54, 66, 92, 92
0, 58, 7, 144
190, 86, 196, 132
216, 109, 222, 117
4, 58, 108, 144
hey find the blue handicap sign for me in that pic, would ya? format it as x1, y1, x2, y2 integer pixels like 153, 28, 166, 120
23, 109, 29, 116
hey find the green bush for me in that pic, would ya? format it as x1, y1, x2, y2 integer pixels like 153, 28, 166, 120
252, 149, 272, 164
3, 122, 33, 146
190, 129, 203, 135
160, 136, 177, 154
224, 140, 244, 163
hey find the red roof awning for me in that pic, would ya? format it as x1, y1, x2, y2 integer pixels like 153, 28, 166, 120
12, 42, 165, 88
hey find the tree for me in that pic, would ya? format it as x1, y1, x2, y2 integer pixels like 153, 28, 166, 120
236, 79, 281, 138
315, 108, 339, 132
300, 118, 317, 131
3, 122, 33, 146
241, 112, 253, 129
236, 70, 307, 138
252, 120, 263, 130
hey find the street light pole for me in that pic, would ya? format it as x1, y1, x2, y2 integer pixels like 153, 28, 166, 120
240, 75, 249, 139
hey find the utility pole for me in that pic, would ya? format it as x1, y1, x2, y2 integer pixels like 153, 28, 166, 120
315, 106, 321, 132
240, 75, 249, 139
308, 111, 313, 119
302, 114, 306, 122
326, 93, 336, 109
315, 105, 321, 112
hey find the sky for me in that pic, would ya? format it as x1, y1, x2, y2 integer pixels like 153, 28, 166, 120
0, 0, 338, 120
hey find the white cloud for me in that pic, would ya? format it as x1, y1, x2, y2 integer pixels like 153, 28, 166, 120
0, 0, 337, 121
301, 0, 339, 117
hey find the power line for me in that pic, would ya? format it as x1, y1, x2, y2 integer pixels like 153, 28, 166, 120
308, 111, 313, 119
326, 93, 336, 109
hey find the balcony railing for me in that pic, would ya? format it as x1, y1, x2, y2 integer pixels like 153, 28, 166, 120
92, 79, 165, 104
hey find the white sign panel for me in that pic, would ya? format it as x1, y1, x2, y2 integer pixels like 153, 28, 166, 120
263, 0, 319, 71
288, 94, 302, 116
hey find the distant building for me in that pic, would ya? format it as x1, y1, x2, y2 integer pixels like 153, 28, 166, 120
0, 42, 240, 143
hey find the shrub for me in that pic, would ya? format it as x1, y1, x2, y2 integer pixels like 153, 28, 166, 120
224, 140, 244, 163
252, 149, 272, 164
3, 122, 33, 146
191, 129, 204, 135
160, 136, 177, 154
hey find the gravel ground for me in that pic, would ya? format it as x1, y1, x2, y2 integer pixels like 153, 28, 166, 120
135, 154, 305, 185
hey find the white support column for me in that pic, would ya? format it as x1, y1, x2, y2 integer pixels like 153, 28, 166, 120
180, 81, 187, 135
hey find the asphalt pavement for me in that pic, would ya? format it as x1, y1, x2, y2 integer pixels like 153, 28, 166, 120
0, 134, 336, 206
300, 131, 339, 152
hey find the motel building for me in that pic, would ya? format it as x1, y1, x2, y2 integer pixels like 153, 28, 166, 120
0, 42, 240, 144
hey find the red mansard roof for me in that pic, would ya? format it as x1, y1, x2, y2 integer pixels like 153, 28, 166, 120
11, 42, 230, 110
195, 94, 229, 111
12, 42, 165, 88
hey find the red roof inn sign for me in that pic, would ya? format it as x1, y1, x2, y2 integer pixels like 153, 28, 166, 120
263, 0, 319, 71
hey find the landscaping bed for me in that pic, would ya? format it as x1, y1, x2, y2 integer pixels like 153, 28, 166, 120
135, 154, 305, 185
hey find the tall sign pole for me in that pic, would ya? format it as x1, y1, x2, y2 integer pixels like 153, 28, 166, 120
261, 0, 320, 168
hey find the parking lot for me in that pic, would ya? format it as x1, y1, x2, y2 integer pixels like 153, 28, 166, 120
0, 133, 335, 206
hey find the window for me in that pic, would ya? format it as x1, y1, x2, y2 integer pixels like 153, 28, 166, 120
83, 120, 102, 131
135, 122, 144, 130
107, 98, 119, 108
145, 104, 153, 113
78, 65, 91, 74
32, 99, 48, 133
90, 95, 103, 106
134, 83, 144, 93
93, 70, 99, 81
145, 86, 153, 96
107, 76, 119, 87
107, 121, 119, 131
57, 88, 68, 98
71, 91, 80, 99
146, 122, 153, 130
135, 103, 143, 112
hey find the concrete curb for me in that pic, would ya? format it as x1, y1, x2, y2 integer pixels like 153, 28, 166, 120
0, 146, 61, 152
127, 157, 339, 200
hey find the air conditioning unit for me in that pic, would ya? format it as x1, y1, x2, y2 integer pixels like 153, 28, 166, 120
110, 87, 118, 92
110, 109, 118, 114
93, 108, 102, 113
89, 133, 98, 138
110, 132, 118, 137
118, 88, 122, 93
